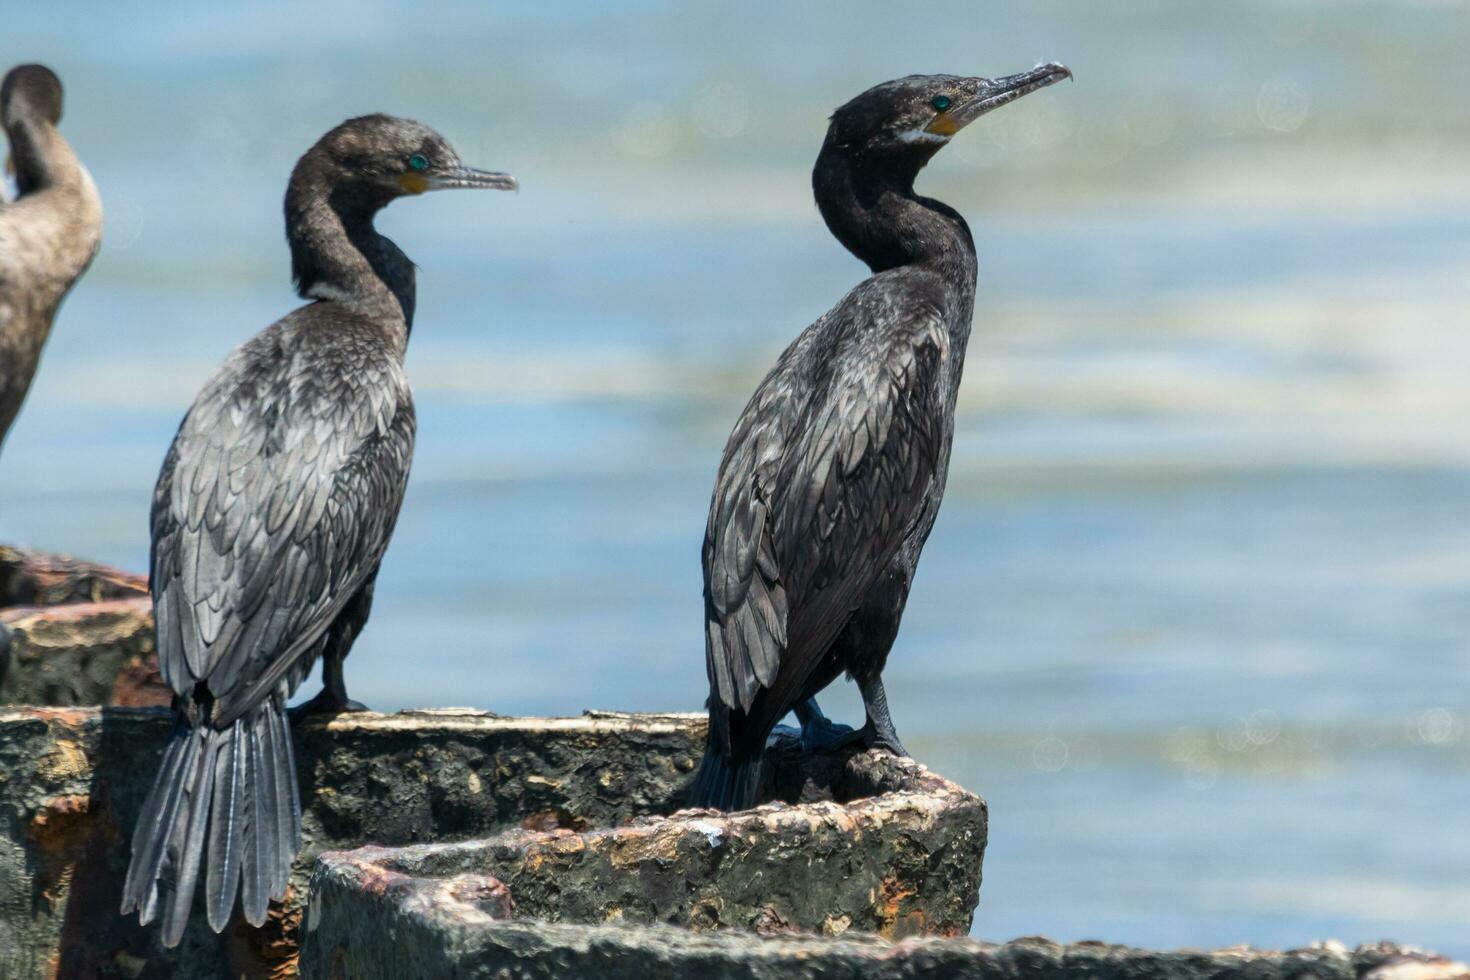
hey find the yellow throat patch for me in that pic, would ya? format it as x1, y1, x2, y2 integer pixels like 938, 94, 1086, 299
924, 113, 960, 137
396, 171, 429, 194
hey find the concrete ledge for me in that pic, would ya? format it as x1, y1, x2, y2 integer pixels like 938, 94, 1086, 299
302, 744, 983, 939
0, 545, 148, 607
297, 912, 1469, 980
0, 706, 985, 979
0, 545, 166, 708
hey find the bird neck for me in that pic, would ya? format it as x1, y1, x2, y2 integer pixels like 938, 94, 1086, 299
285, 177, 416, 351
5, 115, 86, 197
0, 114, 102, 309
813, 146, 977, 283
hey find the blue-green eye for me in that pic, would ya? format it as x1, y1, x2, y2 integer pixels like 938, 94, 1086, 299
932, 95, 952, 111
408, 154, 429, 172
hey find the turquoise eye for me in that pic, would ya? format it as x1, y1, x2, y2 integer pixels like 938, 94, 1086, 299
408, 154, 429, 172
932, 95, 951, 111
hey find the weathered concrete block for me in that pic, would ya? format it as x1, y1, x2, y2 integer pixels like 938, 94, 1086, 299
298, 912, 1470, 980
0, 706, 984, 979
304, 744, 982, 939
0, 545, 167, 708
0, 545, 148, 607
0, 598, 165, 708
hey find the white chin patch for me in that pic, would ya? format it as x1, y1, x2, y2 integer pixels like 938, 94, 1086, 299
305, 281, 352, 303
897, 128, 949, 145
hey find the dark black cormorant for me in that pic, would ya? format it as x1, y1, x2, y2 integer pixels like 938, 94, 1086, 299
0, 64, 101, 456
120, 115, 515, 945
692, 65, 1071, 811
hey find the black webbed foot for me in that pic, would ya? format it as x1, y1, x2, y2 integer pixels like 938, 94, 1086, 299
813, 720, 909, 759
799, 714, 857, 753
791, 697, 855, 752
289, 688, 369, 722
865, 723, 909, 758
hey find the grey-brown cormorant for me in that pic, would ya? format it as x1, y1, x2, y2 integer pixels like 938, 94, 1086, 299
692, 65, 1071, 811
120, 114, 515, 945
0, 64, 101, 456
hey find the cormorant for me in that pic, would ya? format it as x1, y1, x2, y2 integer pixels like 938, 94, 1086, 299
692, 65, 1071, 811
0, 64, 101, 456
120, 114, 515, 945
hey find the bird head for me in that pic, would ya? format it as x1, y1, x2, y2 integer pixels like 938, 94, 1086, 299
1, 64, 63, 130
824, 63, 1072, 168
2, 64, 65, 183
291, 113, 517, 212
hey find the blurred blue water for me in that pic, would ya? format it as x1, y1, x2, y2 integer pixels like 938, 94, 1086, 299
4, 0, 1470, 958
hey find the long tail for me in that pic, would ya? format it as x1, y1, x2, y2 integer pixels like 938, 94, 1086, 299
121, 701, 300, 947
689, 748, 763, 811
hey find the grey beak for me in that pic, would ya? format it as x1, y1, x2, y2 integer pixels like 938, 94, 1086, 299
944, 62, 1072, 130
426, 166, 518, 191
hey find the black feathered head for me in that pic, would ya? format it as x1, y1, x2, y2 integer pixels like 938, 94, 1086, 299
288, 113, 516, 214
823, 64, 1071, 167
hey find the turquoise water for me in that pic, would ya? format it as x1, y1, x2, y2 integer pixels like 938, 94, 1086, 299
4, 1, 1469, 957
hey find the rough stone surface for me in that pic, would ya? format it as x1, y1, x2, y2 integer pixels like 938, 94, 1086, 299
0, 545, 166, 708
297, 912, 1470, 980
0, 545, 148, 606
303, 742, 983, 943
0, 706, 984, 979
0, 597, 166, 708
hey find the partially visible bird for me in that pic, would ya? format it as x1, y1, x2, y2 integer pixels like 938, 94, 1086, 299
120, 114, 516, 946
692, 65, 1072, 811
0, 64, 101, 456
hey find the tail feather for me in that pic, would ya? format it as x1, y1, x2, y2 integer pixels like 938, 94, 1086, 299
122, 701, 300, 946
121, 724, 194, 923
690, 749, 763, 811
266, 705, 300, 899
204, 719, 244, 932
163, 728, 219, 946
241, 711, 270, 925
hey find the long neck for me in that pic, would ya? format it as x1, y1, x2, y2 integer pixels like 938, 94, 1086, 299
0, 114, 102, 297
6, 115, 85, 197
813, 144, 977, 284
285, 175, 416, 350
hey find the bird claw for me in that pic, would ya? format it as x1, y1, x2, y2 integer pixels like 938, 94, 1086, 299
799, 715, 857, 754
867, 730, 910, 758
289, 691, 369, 722
813, 721, 908, 759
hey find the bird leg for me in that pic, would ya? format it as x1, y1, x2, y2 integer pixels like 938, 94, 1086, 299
289, 647, 368, 719
815, 674, 909, 758
854, 672, 908, 757
291, 573, 378, 720
794, 697, 855, 753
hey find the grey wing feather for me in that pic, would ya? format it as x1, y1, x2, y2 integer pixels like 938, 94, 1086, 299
775, 311, 948, 660
150, 321, 415, 724
703, 300, 950, 738
703, 368, 797, 722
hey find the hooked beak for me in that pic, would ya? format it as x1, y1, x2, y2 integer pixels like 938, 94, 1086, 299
929, 62, 1072, 136
425, 166, 518, 192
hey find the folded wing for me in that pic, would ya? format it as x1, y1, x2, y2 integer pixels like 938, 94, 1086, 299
150, 326, 415, 722
704, 300, 950, 752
